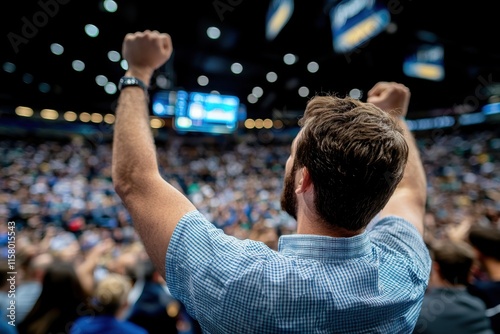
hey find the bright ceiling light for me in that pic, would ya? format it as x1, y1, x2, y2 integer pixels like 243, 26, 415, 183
252, 86, 263, 98
85, 24, 99, 37
283, 53, 297, 65
254, 119, 264, 129
15, 106, 33, 117
266, 71, 278, 82
3, 62, 16, 73
104, 82, 117, 94
107, 50, 120, 62
244, 119, 255, 129
50, 43, 64, 55
91, 113, 103, 123
298, 86, 309, 97
349, 88, 362, 99
263, 119, 273, 129
307, 61, 319, 73
40, 109, 58, 120
231, 62, 243, 74
150, 118, 165, 129
103, 0, 118, 12
80, 112, 91, 122
72, 60, 85, 72
64, 111, 77, 122
104, 114, 115, 124
207, 27, 221, 39
247, 94, 258, 104
197, 75, 209, 86
95, 75, 108, 86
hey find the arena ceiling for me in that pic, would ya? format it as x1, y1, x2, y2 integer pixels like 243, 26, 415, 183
1, 0, 499, 121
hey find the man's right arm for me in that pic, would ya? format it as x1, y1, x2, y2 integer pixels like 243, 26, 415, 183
367, 82, 427, 236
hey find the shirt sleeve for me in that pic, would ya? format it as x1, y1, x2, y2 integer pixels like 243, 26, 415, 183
367, 216, 431, 282
165, 210, 276, 326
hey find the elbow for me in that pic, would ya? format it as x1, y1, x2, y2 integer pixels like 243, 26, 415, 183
112, 166, 136, 201
112, 166, 158, 201
113, 177, 132, 200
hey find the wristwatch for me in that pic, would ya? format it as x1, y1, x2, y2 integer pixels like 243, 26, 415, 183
118, 76, 149, 92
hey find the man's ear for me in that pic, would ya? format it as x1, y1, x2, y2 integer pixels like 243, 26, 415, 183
296, 167, 313, 194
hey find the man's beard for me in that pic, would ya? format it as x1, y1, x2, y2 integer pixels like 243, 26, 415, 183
280, 163, 298, 220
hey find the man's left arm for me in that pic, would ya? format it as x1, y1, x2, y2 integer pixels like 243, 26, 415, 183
112, 30, 196, 277
367, 82, 427, 236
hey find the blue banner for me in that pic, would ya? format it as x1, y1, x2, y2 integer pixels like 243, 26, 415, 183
403, 44, 445, 81
330, 0, 390, 53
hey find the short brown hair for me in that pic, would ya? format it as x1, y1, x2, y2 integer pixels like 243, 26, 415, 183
430, 240, 475, 285
468, 225, 500, 260
295, 95, 408, 231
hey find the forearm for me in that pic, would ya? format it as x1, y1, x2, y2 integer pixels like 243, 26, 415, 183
112, 77, 158, 195
396, 119, 427, 207
76, 258, 97, 296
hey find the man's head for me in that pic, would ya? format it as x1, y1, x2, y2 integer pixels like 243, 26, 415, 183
27, 253, 54, 282
280, 95, 408, 232
94, 273, 132, 315
468, 225, 500, 264
429, 240, 475, 286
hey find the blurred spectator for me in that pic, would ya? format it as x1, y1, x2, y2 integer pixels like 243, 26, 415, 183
247, 219, 279, 250
126, 259, 189, 334
467, 225, 500, 333
76, 238, 115, 296
413, 240, 493, 334
0, 120, 499, 332
16, 252, 53, 323
70, 273, 147, 334
17, 261, 89, 334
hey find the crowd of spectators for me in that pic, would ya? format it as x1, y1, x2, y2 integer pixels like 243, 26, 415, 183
419, 128, 500, 241
0, 124, 499, 333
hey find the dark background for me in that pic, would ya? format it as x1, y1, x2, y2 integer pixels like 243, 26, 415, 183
1, 0, 499, 121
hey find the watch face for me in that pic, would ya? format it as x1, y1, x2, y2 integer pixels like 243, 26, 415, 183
119, 77, 147, 91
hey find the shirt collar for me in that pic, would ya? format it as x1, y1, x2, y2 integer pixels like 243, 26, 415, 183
278, 231, 371, 261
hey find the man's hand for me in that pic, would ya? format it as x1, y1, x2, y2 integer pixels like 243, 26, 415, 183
122, 30, 173, 85
367, 81, 411, 118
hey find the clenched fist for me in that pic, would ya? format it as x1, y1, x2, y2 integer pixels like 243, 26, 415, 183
367, 81, 411, 118
122, 30, 173, 85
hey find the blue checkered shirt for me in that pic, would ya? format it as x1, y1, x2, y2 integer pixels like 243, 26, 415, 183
166, 211, 431, 333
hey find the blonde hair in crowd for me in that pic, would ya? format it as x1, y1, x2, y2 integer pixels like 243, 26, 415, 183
94, 273, 132, 315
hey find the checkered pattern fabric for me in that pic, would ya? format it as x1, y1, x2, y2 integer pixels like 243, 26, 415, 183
166, 211, 431, 333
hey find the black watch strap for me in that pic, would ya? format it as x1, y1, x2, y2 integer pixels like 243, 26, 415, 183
118, 76, 149, 92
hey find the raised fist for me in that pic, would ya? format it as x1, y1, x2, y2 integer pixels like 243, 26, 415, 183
122, 30, 173, 83
367, 81, 411, 118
